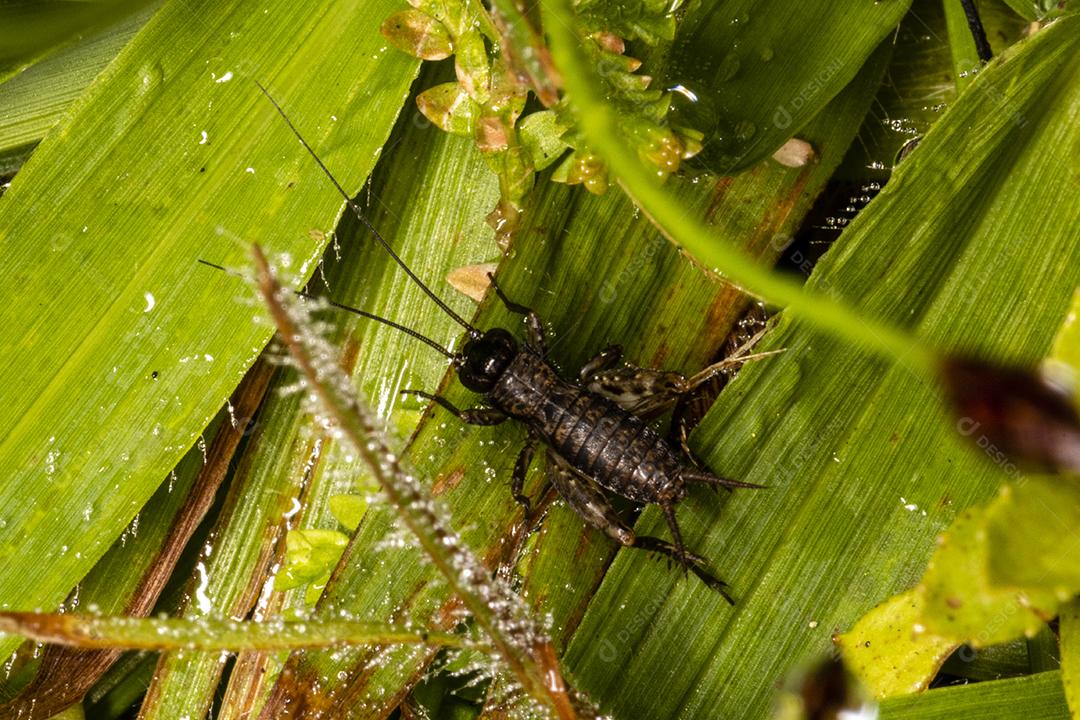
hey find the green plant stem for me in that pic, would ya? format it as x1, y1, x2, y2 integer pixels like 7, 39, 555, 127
541, 0, 938, 377
0, 613, 472, 652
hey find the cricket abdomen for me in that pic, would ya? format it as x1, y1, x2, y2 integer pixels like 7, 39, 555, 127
488, 350, 687, 504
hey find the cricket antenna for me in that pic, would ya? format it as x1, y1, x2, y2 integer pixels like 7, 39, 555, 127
254, 80, 481, 340
197, 259, 456, 360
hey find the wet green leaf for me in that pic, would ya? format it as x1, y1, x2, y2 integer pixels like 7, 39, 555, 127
0, 5, 152, 170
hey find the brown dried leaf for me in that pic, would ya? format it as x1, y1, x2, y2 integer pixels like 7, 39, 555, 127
446, 263, 499, 301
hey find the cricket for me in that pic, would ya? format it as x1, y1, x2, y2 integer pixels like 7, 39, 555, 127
250, 83, 767, 603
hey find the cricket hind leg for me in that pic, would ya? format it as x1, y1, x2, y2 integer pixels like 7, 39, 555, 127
632, 536, 734, 603
682, 469, 765, 491
546, 450, 634, 547
545, 450, 733, 602
658, 502, 736, 602
486, 273, 547, 353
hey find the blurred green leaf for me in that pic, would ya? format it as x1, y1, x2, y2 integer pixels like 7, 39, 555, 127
0, 0, 155, 81
1050, 289, 1080, 380
328, 495, 368, 532
922, 506, 1057, 644
985, 478, 1080, 592
1060, 599, 1080, 717
0, 3, 152, 171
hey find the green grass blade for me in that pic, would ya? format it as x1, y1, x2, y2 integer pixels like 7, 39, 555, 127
0, 0, 155, 83
0, 613, 470, 651
0, 0, 418, 663
943, 0, 985, 92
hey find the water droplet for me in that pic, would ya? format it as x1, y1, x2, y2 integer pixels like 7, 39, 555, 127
734, 120, 757, 142
716, 52, 741, 82
195, 562, 214, 612
138, 61, 165, 98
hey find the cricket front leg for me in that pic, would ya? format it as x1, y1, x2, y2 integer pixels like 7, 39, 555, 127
400, 390, 508, 425
487, 273, 547, 354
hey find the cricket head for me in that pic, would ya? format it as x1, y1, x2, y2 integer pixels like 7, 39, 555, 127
457, 328, 518, 393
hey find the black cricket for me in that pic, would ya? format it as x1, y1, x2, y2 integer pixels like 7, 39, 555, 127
253, 83, 761, 602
